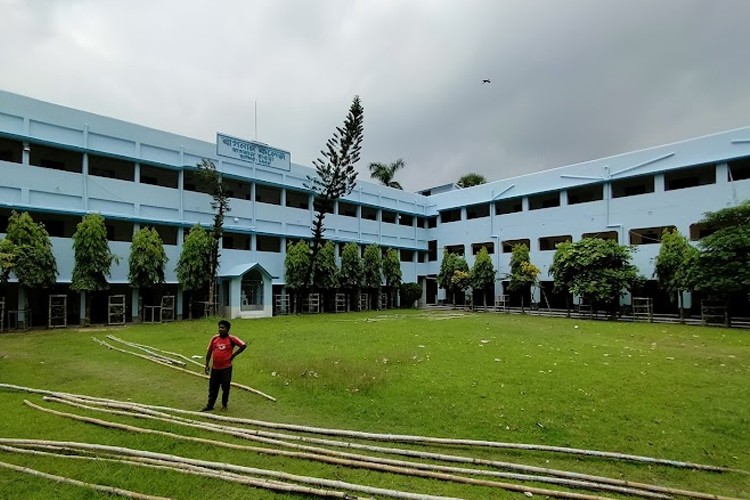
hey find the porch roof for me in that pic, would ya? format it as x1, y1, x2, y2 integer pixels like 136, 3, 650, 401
218, 261, 275, 279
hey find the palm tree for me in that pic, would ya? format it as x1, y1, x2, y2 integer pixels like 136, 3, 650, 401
368, 158, 405, 190
457, 172, 487, 188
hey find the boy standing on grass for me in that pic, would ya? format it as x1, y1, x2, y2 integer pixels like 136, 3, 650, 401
202, 320, 246, 411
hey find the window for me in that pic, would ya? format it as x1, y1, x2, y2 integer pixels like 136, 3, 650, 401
581, 231, 618, 242
502, 238, 530, 253
140, 164, 178, 188
224, 177, 251, 200
255, 184, 281, 205
426, 216, 437, 228
528, 192, 560, 210
689, 223, 716, 241
30, 144, 83, 173
35, 213, 78, 238
611, 175, 655, 198
361, 206, 377, 221
0, 137, 23, 163
466, 203, 489, 220
222, 232, 251, 250
105, 220, 134, 242
152, 224, 178, 245
398, 214, 414, 226
382, 210, 397, 224
629, 226, 676, 245
664, 164, 715, 191
728, 156, 750, 181
89, 155, 134, 181
338, 201, 358, 217
400, 249, 414, 261
444, 244, 465, 256
256, 235, 280, 252
471, 242, 494, 255
539, 235, 571, 251
428, 240, 438, 261
567, 185, 603, 205
286, 189, 310, 209
0, 209, 10, 233
496, 198, 523, 215
439, 208, 461, 223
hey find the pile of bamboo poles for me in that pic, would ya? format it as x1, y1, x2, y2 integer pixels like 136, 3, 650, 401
0, 384, 745, 500
91, 335, 277, 402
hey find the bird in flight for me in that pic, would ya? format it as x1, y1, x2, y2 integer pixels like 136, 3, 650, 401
482, 79, 491, 84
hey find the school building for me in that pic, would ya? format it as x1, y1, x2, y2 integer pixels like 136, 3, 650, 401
1, 89, 749, 327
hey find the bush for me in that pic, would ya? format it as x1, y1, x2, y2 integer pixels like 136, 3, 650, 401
399, 282, 422, 308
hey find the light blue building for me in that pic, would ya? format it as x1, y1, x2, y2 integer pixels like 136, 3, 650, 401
1, 89, 749, 326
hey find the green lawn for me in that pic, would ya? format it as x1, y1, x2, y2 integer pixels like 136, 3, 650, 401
0, 310, 748, 499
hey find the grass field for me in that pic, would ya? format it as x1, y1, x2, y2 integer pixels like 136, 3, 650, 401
0, 310, 748, 499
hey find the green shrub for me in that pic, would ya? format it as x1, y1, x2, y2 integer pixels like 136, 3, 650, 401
399, 282, 422, 308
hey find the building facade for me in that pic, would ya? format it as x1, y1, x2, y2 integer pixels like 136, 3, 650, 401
1, 89, 749, 326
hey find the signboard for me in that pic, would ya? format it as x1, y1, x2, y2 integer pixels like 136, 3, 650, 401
216, 133, 291, 171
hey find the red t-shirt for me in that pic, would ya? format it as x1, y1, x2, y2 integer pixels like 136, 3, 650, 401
207, 334, 246, 370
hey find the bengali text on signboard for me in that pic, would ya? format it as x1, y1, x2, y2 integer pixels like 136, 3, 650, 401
216, 133, 291, 171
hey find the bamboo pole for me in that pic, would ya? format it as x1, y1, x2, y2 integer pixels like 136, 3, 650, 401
43, 397, 676, 499
0, 438, 462, 500
106, 335, 186, 366
2, 383, 745, 500
35, 397, 731, 500
26, 399, 619, 500
90, 338, 277, 402
2, 382, 733, 474
95, 390, 731, 472
0, 444, 370, 499
0, 458, 172, 500
122, 338, 205, 368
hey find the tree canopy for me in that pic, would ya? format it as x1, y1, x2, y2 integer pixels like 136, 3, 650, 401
71, 213, 115, 293
368, 158, 405, 190
382, 248, 402, 290
197, 158, 230, 315
0, 211, 57, 288
689, 200, 750, 298
283, 240, 311, 291
507, 243, 539, 311
313, 240, 339, 291
653, 228, 697, 319
339, 242, 364, 291
128, 227, 167, 290
457, 173, 487, 188
176, 224, 212, 292
437, 251, 469, 304
469, 246, 495, 306
382, 247, 403, 308
362, 244, 383, 290
306, 96, 364, 285
550, 238, 641, 316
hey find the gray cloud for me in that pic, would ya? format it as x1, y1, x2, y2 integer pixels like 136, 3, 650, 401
2, 0, 749, 191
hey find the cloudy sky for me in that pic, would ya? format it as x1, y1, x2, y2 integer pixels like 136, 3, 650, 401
2, 0, 750, 191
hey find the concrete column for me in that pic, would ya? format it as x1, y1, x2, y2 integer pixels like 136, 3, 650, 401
131, 288, 140, 322
79, 291, 87, 326
22, 143, 30, 165
82, 153, 89, 211
17, 287, 26, 327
